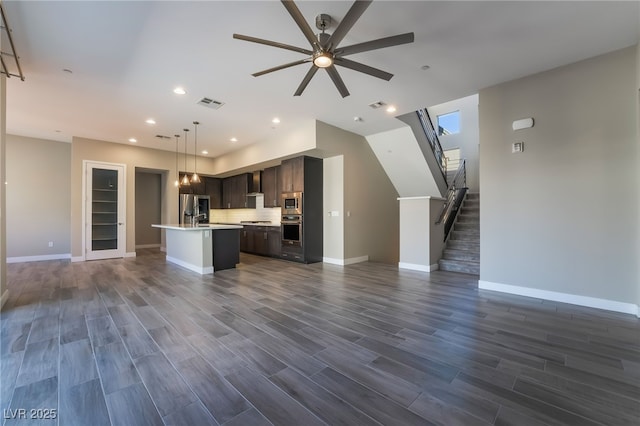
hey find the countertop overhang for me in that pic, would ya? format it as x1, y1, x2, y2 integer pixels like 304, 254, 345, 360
152, 224, 243, 231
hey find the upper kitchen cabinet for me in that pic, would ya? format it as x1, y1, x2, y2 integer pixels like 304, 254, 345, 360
222, 173, 252, 209
204, 177, 222, 209
280, 156, 322, 194
262, 165, 280, 208
280, 156, 304, 193
178, 172, 206, 195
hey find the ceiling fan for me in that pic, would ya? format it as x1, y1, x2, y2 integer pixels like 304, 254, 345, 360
233, 0, 414, 98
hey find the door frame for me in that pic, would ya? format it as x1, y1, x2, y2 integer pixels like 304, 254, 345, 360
83, 160, 127, 260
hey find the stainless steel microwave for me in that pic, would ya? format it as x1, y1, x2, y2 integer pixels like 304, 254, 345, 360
281, 192, 302, 215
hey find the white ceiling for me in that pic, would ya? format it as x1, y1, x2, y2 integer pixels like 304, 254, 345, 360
4, 1, 639, 158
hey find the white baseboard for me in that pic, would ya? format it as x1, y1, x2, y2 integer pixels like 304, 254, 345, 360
166, 256, 213, 275
398, 262, 438, 272
7, 253, 71, 263
1, 289, 8, 309
135, 244, 161, 249
323, 256, 369, 266
125, 252, 137, 258
479, 280, 639, 317
71, 256, 84, 263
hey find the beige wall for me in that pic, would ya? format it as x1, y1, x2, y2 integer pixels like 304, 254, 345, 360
0, 74, 5, 307
135, 171, 162, 247
316, 121, 399, 264
636, 41, 640, 310
6, 136, 71, 259
71, 137, 177, 258
479, 46, 638, 311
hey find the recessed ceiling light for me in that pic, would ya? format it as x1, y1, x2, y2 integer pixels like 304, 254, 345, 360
201, 150, 208, 155
173, 87, 186, 95
386, 105, 397, 113
230, 137, 238, 143
353, 116, 363, 122
145, 118, 156, 125
128, 138, 137, 143
272, 117, 280, 124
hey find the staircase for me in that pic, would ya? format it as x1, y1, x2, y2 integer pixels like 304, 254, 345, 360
438, 193, 480, 275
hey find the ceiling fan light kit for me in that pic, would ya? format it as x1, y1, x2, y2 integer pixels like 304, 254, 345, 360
233, 0, 414, 98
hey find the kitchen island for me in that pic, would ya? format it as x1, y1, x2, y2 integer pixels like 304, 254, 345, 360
151, 224, 242, 274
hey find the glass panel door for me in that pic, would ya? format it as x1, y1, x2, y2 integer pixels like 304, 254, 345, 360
85, 162, 126, 260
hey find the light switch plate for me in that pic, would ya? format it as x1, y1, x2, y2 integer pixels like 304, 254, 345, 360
512, 142, 524, 153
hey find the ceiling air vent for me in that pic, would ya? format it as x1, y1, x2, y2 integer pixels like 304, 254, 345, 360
197, 97, 225, 109
155, 134, 171, 140
368, 101, 386, 109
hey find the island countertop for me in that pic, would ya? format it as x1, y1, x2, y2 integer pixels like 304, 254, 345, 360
152, 224, 242, 274
152, 223, 243, 231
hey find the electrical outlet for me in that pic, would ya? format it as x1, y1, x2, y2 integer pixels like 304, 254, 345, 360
48, 241, 54, 247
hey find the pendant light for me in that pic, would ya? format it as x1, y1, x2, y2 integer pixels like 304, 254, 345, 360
180, 128, 190, 186
191, 121, 201, 184
173, 134, 180, 187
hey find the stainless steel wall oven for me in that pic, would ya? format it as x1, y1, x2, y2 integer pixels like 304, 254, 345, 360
281, 214, 302, 247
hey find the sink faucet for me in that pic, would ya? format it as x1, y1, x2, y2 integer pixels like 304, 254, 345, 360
191, 214, 206, 226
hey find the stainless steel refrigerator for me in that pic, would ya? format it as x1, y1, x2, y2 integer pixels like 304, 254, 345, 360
179, 194, 210, 225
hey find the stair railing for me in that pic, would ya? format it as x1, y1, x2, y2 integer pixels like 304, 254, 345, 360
417, 108, 447, 184
436, 159, 467, 240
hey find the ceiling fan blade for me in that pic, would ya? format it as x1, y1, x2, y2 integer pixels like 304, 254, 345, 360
281, 1, 321, 50
334, 57, 393, 81
326, 0, 372, 49
326, 66, 350, 98
337, 32, 414, 56
233, 34, 313, 55
252, 59, 311, 77
294, 66, 319, 96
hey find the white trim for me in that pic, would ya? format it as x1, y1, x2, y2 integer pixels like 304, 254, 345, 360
322, 256, 369, 266
166, 255, 213, 275
7, 253, 71, 263
398, 262, 438, 272
1, 289, 9, 309
160, 247, 166, 253
124, 252, 137, 258
135, 244, 161, 249
71, 256, 84, 263
479, 280, 639, 317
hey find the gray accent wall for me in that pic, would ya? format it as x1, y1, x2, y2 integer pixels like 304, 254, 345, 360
6, 135, 71, 258
135, 171, 162, 247
479, 46, 638, 306
316, 121, 400, 264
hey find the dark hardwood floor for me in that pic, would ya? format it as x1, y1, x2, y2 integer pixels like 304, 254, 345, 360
1, 249, 639, 425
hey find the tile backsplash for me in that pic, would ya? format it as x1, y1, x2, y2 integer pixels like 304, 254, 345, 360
209, 194, 281, 224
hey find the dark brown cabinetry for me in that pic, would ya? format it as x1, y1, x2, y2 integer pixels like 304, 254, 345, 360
204, 177, 222, 209
240, 225, 281, 258
222, 173, 252, 209
262, 165, 280, 208
280, 156, 304, 193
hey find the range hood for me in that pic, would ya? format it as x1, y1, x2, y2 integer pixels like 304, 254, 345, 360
246, 170, 263, 196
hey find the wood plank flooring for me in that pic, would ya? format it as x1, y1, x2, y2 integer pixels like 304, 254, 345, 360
1, 249, 639, 425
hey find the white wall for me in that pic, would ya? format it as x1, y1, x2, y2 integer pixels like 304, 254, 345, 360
398, 197, 445, 272
479, 46, 638, 314
428, 94, 480, 192
366, 126, 442, 197
6, 135, 71, 261
322, 155, 345, 262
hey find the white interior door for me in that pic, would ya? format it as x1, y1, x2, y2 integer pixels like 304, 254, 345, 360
85, 161, 126, 260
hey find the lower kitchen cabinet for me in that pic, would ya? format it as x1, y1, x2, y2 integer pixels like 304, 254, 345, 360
240, 226, 281, 258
